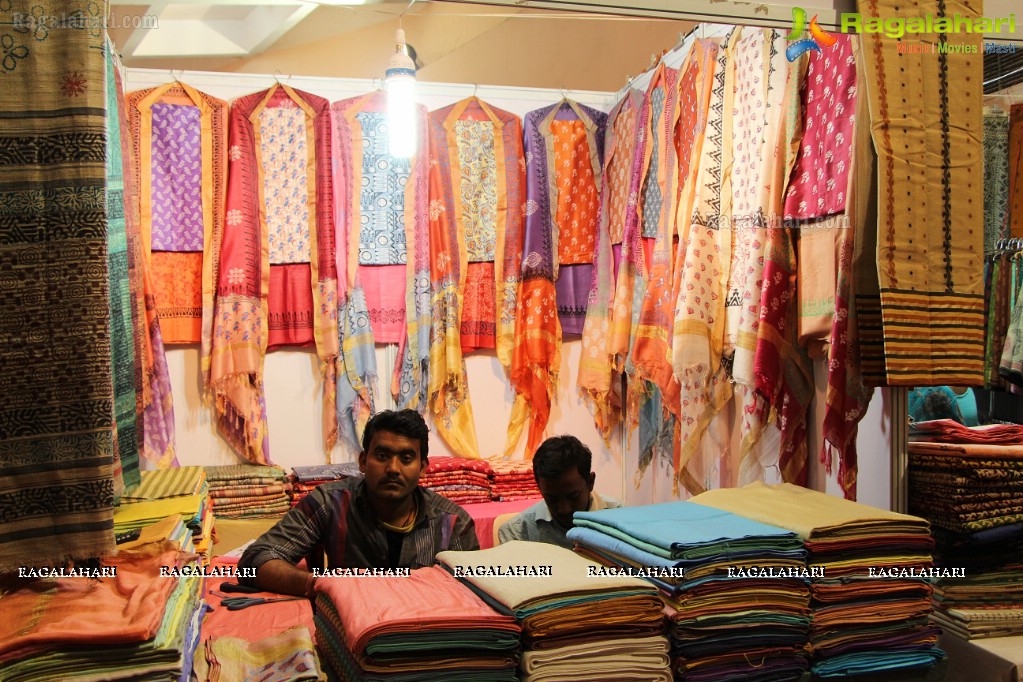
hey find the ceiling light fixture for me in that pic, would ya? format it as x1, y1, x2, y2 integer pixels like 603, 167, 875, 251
385, 27, 417, 158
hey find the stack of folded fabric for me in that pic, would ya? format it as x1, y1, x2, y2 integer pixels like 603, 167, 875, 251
909, 418, 1023, 444
114, 492, 211, 563
288, 462, 362, 507
908, 437, 1023, 638
419, 457, 494, 504
437, 541, 672, 681
197, 567, 322, 681
927, 524, 1023, 639
118, 466, 214, 562
567, 501, 812, 681
907, 441, 1023, 533
314, 565, 521, 681
692, 482, 945, 679
205, 464, 290, 519
488, 460, 541, 501
0, 541, 205, 681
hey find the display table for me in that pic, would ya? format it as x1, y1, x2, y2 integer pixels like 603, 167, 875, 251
941, 632, 1023, 682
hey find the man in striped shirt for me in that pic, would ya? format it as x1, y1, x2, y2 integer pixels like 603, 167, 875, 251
239, 409, 479, 597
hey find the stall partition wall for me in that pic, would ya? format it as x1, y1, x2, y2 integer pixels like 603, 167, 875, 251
124, 67, 892, 511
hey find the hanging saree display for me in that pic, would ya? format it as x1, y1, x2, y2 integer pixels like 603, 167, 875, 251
508, 100, 606, 457
126, 81, 228, 397
629, 62, 681, 474
670, 37, 732, 492
211, 85, 339, 464
750, 36, 813, 487
427, 97, 525, 458
579, 89, 644, 442
719, 29, 790, 469
1009, 105, 1023, 239
983, 110, 1009, 253
333, 91, 430, 453
0, 1, 116, 569
857, 0, 985, 385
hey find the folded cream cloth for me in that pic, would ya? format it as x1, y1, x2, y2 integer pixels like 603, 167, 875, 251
436, 540, 657, 615
521, 635, 672, 681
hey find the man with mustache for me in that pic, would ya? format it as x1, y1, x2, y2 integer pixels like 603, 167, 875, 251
238, 409, 479, 597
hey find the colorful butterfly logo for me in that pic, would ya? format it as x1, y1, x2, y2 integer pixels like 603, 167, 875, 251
786, 7, 838, 61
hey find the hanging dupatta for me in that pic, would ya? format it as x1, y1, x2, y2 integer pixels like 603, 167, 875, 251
126, 81, 228, 394
427, 97, 525, 459
671, 37, 733, 493
106, 44, 139, 494
579, 90, 644, 442
751, 38, 813, 487
332, 92, 430, 452
548, 103, 606, 337
630, 62, 683, 473
785, 36, 858, 356
608, 95, 650, 430
983, 111, 1010, 253
858, 0, 985, 385
508, 100, 605, 457
823, 35, 874, 499
719, 29, 791, 463
121, 77, 178, 470
1009, 105, 1023, 239
0, 7, 117, 569
212, 85, 338, 464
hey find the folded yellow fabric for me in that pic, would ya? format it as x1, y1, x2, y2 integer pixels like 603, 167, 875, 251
114, 495, 204, 527
691, 482, 929, 539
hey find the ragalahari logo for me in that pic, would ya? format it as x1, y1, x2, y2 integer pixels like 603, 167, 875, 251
786, 7, 838, 61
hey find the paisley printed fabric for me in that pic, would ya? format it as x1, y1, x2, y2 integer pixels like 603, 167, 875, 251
260, 104, 312, 265
149, 103, 204, 251
454, 119, 499, 262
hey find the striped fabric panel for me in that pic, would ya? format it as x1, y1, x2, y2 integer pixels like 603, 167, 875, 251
879, 290, 985, 384
858, 0, 985, 386
855, 295, 886, 385
122, 466, 207, 501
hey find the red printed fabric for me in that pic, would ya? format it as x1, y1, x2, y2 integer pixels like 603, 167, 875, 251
783, 34, 857, 220
488, 460, 534, 476
461, 261, 498, 351
910, 419, 1023, 444
420, 471, 492, 487
424, 456, 496, 476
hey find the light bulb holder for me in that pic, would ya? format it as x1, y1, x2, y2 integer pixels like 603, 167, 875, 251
384, 27, 418, 158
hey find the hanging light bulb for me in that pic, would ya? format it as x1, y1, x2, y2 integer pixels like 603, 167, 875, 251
385, 27, 417, 158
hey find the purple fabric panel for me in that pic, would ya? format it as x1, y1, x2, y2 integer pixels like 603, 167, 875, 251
150, 102, 204, 251
521, 106, 556, 279
557, 263, 593, 336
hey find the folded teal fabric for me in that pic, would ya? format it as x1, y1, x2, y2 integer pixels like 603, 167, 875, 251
573, 501, 804, 560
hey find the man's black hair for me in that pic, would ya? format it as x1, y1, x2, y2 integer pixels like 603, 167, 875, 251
362, 409, 429, 459
533, 435, 592, 481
